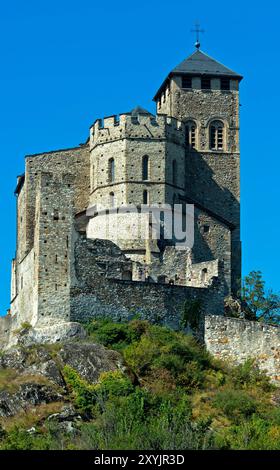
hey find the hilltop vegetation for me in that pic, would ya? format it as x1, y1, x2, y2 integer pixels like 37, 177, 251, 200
0, 318, 280, 450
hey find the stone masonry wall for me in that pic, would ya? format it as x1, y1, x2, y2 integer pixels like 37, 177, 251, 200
88, 113, 186, 261
164, 76, 240, 293
204, 315, 280, 384
10, 249, 37, 326
22, 144, 90, 255
70, 236, 225, 328
33, 172, 76, 325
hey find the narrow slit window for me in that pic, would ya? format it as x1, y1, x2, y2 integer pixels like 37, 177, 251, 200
143, 190, 148, 204
110, 192, 115, 207
172, 160, 177, 186
108, 158, 115, 183
142, 155, 149, 180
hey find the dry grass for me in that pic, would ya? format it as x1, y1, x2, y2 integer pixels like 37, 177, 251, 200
0, 369, 55, 394
0, 402, 65, 431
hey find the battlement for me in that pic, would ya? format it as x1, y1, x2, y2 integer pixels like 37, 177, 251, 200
90, 113, 185, 148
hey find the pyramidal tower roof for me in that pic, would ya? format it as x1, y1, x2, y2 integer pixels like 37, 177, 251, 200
153, 49, 242, 100
130, 106, 154, 116
172, 50, 242, 77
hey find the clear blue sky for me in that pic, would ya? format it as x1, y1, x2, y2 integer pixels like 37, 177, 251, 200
0, 0, 279, 314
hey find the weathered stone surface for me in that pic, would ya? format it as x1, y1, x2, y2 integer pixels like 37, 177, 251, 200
0, 384, 63, 418
204, 315, 280, 384
17, 322, 87, 348
0, 341, 125, 419
1, 341, 124, 384
8, 50, 241, 333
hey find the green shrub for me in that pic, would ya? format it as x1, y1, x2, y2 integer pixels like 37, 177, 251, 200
180, 299, 201, 330
96, 371, 134, 399
230, 359, 273, 391
215, 416, 280, 450
0, 427, 51, 450
213, 389, 257, 422
63, 366, 96, 414
2, 318, 279, 450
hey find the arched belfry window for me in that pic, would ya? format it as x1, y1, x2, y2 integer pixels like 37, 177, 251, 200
108, 158, 115, 182
142, 155, 149, 181
185, 121, 197, 149
172, 160, 177, 186
209, 121, 224, 150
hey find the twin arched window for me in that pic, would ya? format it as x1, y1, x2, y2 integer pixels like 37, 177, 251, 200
210, 120, 224, 150
185, 119, 225, 151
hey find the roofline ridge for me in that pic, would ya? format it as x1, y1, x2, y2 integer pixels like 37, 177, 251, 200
195, 49, 241, 75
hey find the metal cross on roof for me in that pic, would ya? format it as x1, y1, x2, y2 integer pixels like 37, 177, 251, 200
191, 22, 205, 50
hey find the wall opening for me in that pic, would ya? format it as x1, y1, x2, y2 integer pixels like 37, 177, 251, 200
142, 155, 149, 181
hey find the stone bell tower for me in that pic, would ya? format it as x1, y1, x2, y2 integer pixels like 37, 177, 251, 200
153, 46, 243, 294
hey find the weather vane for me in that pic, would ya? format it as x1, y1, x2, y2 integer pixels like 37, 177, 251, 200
191, 22, 205, 50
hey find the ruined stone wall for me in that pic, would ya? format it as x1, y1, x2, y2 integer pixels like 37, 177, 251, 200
204, 315, 280, 384
149, 247, 192, 285
187, 259, 220, 288
191, 208, 231, 294
22, 145, 90, 254
70, 236, 225, 328
16, 183, 28, 262
10, 249, 37, 326
33, 172, 76, 325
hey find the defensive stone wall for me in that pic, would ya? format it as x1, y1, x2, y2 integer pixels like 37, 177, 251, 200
17, 145, 90, 257
204, 315, 280, 383
10, 249, 37, 326
69, 237, 225, 328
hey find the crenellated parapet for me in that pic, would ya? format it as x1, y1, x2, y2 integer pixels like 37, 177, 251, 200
89, 112, 185, 149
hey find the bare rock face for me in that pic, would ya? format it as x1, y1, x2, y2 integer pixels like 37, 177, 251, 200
10, 322, 87, 349
0, 384, 63, 418
0, 341, 125, 419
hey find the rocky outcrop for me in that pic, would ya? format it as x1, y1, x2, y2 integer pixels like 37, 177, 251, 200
0, 317, 86, 350
0, 384, 63, 418
0, 341, 125, 421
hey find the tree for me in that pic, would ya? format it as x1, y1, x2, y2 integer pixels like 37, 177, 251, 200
240, 271, 280, 324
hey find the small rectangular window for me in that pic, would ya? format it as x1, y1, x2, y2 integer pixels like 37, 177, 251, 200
143, 190, 148, 204
182, 76, 192, 89
221, 78, 230, 90
53, 209, 59, 221
201, 77, 211, 90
